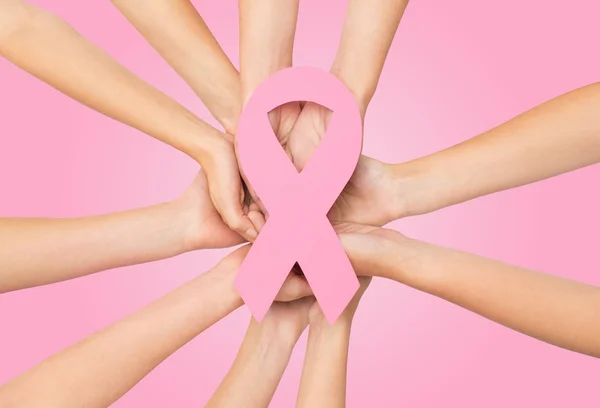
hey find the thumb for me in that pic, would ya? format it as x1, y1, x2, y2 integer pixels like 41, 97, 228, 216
204, 163, 258, 242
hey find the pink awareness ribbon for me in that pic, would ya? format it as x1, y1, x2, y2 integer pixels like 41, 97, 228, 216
235, 67, 362, 324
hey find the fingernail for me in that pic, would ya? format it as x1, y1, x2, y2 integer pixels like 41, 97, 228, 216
246, 229, 258, 239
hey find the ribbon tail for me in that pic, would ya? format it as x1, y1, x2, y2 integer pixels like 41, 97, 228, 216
234, 219, 297, 321
298, 217, 360, 324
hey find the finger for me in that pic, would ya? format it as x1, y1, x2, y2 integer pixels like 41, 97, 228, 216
209, 180, 258, 242
250, 194, 267, 217
248, 210, 266, 233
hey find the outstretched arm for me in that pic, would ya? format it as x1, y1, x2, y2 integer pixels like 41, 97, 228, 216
0, 172, 244, 294
0, 0, 256, 240
340, 225, 600, 358
0, 247, 312, 408
238, 0, 299, 104
388, 82, 600, 220
206, 297, 313, 408
0, 248, 246, 408
296, 278, 370, 408
110, 0, 241, 134
0, 1, 214, 160
331, 0, 410, 117
0, 202, 186, 293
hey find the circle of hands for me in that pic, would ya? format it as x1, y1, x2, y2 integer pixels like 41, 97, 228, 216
2, 0, 599, 407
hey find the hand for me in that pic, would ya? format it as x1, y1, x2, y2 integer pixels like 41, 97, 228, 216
194, 130, 259, 241
222, 245, 315, 342
253, 277, 370, 349
335, 223, 411, 278
172, 170, 264, 251
284, 104, 403, 226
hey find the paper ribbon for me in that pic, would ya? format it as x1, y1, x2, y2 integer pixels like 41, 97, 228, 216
235, 67, 362, 324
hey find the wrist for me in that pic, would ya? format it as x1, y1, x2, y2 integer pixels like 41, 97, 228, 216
146, 201, 190, 257
306, 320, 352, 358
175, 110, 231, 165
308, 302, 354, 334
310, 316, 352, 337
166, 196, 206, 253
199, 256, 244, 311
247, 316, 301, 355
241, 58, 291, 106
379, 236, 435, 292
330, 64, 373, 118
387, 160, 439, 219
190, 125, 229, 160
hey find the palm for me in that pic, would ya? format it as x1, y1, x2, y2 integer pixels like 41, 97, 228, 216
269, 102, 303, 150
329, 155, 399, 226
283, 102, 329, 169
335, 222, 409, 276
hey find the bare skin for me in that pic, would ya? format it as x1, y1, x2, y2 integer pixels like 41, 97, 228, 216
207, 278, 371, 408
110, 0, 242, 135
0, 247, 312, 408
0, 0, 257, 240
0, 171, 265, 294
338, 223, 600, 358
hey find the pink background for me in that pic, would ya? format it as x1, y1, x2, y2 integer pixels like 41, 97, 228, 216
1, 0, 599, 406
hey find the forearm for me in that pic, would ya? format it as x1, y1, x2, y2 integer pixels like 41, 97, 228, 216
206, 317, 299, 407
0, 258, 243, 408
0, 2, 216, 158
382, 237, 600, 358
394, 82, 600, 218
331, 0, 409, 116
297, 321, 351, 408
111, 0, 241, 134
0, 201, 188, 293
239, 0, 299, 103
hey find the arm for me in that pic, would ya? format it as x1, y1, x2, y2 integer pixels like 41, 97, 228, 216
296, 279, 370, 408
297, 323, 350, 408
0, 248, 247, 408
0, 1, 214, 161
237, 0, 302, 211
0, 203, 187, 293
331, 0, 410, 117
340, 225, 600, 358
206, 298, 313, 407
279, 0, 408, 214
0, 171, 244, 294
110, 0, 241, 134
389, 82, 600, 220
0, 247, 313, 408
238, 0, 299, 104
0, 1, 256, 240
